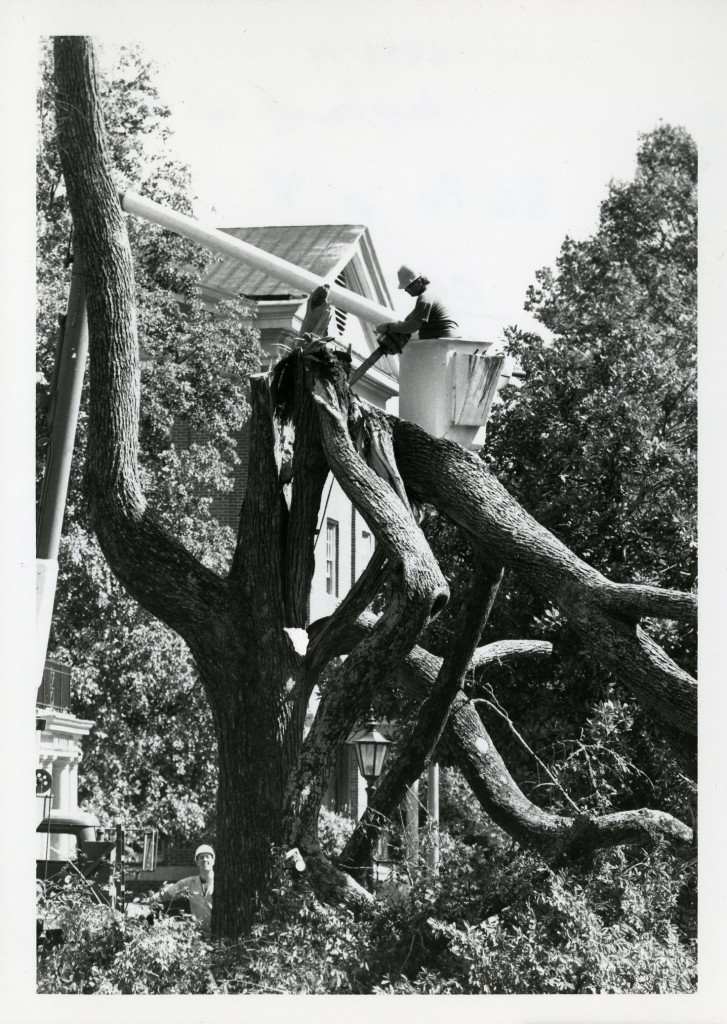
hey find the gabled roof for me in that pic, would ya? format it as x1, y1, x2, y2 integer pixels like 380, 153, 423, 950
200, 224, 368, 298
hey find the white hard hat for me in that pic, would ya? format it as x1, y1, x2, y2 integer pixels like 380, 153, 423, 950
397, 265, 421, 289
195, 844, 215, 860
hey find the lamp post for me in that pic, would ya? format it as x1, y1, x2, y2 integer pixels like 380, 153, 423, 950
351, 711, 391, 887
352, 710, 391, 798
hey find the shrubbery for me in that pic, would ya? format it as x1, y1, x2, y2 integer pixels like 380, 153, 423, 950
37, 875, 212, 994
37, 816, 696, 995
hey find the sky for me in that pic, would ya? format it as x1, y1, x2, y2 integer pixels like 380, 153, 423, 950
86, 0, 720, 340
1, 3, 726, 1021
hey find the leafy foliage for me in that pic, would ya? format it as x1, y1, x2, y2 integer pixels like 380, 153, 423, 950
489, 123, 696, 619
37, 40, 262, 839
37, 826, 696, 994
37, 875, 213, 994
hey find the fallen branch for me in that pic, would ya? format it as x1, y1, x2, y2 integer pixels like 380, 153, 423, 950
390, 417, 697, 764
284, 352, 448, 893
332, 611, 693, 860
339, 556, 503, 871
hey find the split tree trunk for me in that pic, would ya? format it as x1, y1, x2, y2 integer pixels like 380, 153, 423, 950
53, 35, 697, 935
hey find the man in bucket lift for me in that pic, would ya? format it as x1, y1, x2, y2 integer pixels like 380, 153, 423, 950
376, 265, 459, 355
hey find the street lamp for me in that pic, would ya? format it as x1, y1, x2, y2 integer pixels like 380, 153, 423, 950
352, 710, 391, 795
351, 710, 391, 889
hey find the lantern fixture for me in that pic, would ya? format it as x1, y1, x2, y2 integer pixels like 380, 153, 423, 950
352, 710, 391, 791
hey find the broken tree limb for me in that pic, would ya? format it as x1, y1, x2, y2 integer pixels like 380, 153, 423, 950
283, 352, 449, 892
339, 555, 504, 872
298, 284, 332, 338
443, 690, 693, 855
333, 612, 693, 858
389, 417, 697, 756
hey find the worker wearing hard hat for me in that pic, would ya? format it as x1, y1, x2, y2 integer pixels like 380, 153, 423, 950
376, 265, 459, 354
160, 843, 215, 932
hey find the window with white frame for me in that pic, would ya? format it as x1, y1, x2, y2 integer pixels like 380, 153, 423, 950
325, 519, 339, 596
361, 529, 375, 560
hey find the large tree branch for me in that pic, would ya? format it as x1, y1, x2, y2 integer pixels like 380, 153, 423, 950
601, 580, 698, 622
329, 609, 553, 675
309, 364, 447, 614
470, 639, 553, 669
53, 37, 224, 644
283, 355, 448, 882
339, 556, 503, 871
330, 613, 692, 859
390, 417, 697, 755
443, 691, 693, 855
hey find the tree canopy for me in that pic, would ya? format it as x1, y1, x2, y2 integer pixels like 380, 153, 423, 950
480, 124, 697, 818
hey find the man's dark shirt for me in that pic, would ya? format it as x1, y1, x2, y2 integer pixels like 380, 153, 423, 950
398, 289, 459, 339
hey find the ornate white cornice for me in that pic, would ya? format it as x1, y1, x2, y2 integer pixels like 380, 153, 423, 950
36, 709, 95, 739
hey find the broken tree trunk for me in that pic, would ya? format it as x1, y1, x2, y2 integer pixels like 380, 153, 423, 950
53, 35, 697, 932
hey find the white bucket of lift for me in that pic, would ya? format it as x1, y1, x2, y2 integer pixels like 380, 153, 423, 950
399, 339, 508, 449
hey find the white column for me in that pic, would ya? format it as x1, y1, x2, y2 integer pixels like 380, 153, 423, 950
69, 760, 79, 811
51, 759, 64, 810
426, 763, 440, 873
51, 758, 71, 859
404, 780, 420, 875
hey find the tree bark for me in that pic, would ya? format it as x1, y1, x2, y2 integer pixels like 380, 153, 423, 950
281, 351, 330, 626
390, 417, 697, 765
339, 556, 503, 871
54, 36, 312, 938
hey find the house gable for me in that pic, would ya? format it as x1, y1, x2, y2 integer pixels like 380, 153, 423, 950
197, 224, 399, 402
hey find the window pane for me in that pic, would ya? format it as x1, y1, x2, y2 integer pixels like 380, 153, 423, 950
325, 520, 339, 597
